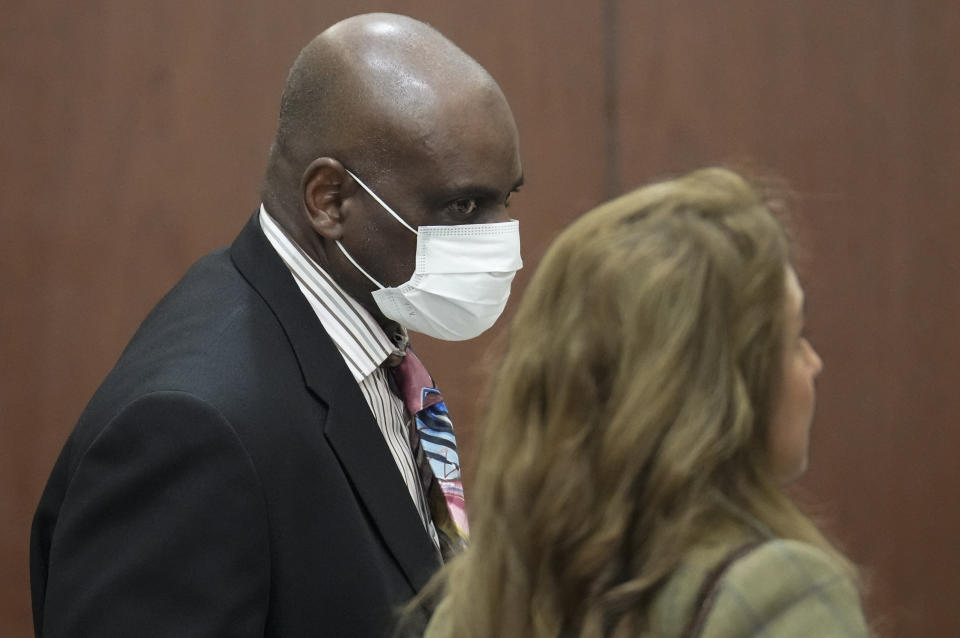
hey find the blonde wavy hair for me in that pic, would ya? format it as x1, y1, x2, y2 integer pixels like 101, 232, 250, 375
428, 167, 850, 637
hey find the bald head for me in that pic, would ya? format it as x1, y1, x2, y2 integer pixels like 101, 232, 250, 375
264, 13, 509, 213
259, 14, 522, 323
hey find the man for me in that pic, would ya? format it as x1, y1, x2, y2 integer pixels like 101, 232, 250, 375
30, 13, 523, 637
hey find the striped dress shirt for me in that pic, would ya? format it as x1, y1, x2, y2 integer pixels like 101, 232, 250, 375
259, 206, 440, 550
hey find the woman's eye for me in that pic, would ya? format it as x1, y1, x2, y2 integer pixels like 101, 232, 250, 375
448, 198, 479, 218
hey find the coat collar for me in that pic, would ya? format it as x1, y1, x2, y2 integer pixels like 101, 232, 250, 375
229, 212, 441, 591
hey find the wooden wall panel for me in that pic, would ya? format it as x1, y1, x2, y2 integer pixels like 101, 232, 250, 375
3, 1, 956, 635
0, 1, 606, 634
616, 2, 960, 635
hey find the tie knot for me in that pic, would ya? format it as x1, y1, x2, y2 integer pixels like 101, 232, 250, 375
389, 348, 439, 414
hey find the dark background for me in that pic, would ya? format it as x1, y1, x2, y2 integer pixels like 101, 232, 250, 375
2, 2, 957, 636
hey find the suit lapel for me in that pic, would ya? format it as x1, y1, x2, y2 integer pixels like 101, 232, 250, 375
229, 212, 440, 591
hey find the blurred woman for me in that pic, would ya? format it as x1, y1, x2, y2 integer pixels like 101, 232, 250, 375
421, 168, 869, 637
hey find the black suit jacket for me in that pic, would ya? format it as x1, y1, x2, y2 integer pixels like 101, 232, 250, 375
31, 214, 441, 636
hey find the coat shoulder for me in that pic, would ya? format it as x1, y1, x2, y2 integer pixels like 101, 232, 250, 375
700, 539, 869, 638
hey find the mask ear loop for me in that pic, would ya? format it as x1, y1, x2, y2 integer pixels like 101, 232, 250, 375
344, 169, 419, 235
335, 241, 385, 289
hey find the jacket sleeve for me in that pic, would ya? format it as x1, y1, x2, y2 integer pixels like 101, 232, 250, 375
701, 539, 869, 638
39, 391, 270, 637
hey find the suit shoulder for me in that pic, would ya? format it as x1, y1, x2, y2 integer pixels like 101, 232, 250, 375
97, 248, 298, 406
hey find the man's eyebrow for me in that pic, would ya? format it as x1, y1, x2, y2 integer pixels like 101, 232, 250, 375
441, 177, 524, 200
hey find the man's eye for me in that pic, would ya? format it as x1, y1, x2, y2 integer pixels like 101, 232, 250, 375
447, 198, 479, 218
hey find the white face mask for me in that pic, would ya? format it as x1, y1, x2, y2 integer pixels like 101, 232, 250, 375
335, 170, 522, 341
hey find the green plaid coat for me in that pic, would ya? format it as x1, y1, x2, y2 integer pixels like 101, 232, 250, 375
647, 532, 869, 637
422, 528, 868, 637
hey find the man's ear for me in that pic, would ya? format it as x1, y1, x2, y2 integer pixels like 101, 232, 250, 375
301, 157, 349, 240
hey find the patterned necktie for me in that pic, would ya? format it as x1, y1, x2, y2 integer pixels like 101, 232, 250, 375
389, 347, 469, 559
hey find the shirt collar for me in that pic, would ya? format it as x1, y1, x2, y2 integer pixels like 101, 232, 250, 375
258, 204, 406, 381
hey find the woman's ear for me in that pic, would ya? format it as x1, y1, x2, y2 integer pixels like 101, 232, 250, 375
301, 157, 348, 240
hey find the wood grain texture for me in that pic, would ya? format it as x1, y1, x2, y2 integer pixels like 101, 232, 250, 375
2, 1, 955, 635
